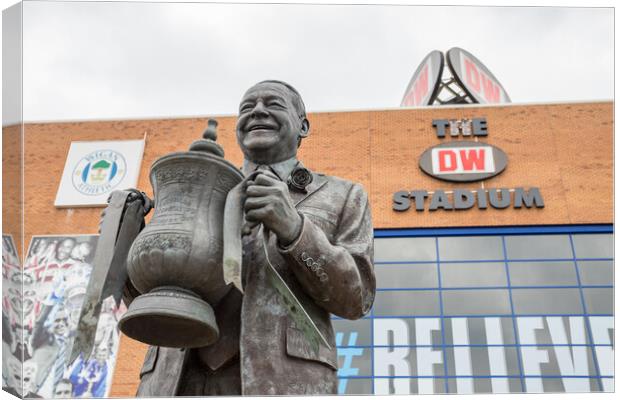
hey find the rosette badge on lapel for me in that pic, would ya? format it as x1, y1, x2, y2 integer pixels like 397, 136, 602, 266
287, 166, 313, 192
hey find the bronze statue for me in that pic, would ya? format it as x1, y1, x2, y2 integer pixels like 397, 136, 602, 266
74, 80, 375, 396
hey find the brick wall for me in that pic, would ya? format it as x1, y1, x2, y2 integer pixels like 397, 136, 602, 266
2, 124, 22, 257
4, 101, 612, 396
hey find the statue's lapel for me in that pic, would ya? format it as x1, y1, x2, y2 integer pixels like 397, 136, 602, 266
291, 172, 327, 208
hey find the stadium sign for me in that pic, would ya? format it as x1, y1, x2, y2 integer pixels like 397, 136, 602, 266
446, 47, 510, 104
393, 187, 544, 212
419, 141, 508, 183
393, 116, 544, 211
400, 50, 444, 107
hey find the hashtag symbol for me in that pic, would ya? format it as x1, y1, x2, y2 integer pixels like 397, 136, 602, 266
336, 331, 364, 394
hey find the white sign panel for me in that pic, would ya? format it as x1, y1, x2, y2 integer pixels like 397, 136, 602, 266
54, 140, 144, 207
431, 146, 495, 175
459, 53, 510, 104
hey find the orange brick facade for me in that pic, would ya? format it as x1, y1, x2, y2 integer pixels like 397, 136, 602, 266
2, 101, 613, 396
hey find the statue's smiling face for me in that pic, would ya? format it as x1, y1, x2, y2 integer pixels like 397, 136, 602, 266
236, 82, 304, 163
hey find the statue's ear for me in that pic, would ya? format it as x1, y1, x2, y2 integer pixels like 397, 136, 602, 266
299, 118, 310, 138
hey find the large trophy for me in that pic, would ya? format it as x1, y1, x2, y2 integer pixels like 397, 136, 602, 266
117, 120, 243, 348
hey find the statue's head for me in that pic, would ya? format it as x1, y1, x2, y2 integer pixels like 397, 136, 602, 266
236, 80, 309, 164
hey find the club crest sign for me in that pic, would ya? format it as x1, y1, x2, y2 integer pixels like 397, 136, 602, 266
72, 150, 127, 195
55, 139, 144, 207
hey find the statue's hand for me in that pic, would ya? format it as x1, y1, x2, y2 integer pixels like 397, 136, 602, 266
99, 189, 152, 234
104, 189, 153, 214
244, 171, 302, 246
124, 189, 154, 215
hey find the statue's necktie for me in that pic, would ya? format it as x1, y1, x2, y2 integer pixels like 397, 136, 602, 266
255, 164, 280, 181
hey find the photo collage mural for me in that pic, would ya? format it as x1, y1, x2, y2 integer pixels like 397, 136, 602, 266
2, 235, 125, 398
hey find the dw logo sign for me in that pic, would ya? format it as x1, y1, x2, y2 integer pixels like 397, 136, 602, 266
420, 141, 508, 182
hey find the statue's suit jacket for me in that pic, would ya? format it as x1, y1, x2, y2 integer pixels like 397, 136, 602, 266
134, 171, 375, 396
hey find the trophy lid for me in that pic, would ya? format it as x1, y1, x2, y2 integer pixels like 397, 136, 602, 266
189, 119, 225, 157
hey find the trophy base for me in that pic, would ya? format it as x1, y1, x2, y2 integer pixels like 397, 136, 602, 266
118, 286, 219, 348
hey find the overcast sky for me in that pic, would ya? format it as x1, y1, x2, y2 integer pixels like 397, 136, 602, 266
1, 0, 615, 124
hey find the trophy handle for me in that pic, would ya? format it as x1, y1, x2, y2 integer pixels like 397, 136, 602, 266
69, 190, 151, 365
101, 190, 153, 304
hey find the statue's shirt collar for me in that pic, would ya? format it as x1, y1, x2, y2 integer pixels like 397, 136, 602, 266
242, 157, 301, 181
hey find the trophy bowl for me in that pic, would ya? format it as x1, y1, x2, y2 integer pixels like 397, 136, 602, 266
118, 138, 243, 348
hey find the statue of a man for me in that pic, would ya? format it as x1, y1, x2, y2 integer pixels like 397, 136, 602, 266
131, 80, 375, 396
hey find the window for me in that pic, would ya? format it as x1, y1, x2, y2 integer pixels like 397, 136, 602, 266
334, 226, 614, 394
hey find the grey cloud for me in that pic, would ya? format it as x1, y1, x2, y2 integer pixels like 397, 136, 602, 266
14, 2, 614, 122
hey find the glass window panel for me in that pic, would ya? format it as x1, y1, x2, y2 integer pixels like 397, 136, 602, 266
443, 317, 516, 345
374, 344, 442, 376
332, 319, 371, 346
442, 290, 511, 316
339, 378, 372, 394
373, 378, 446, 395
474, 378, 493, 394
536, 378, 599, 393
578, 261, 613, 285
445, 346, 520, 377
517, 316, 590, 345
438, 236, 503, 261
547, 346, 596, 378
589, 378, 604, 392
601, 378, 614, 392
448, 377, 522, 394
446, 378, 475, 394
375, 344, 444, 378
412, 346, 445, 377
512, 289, 582, 314
441, 262, 507, 287
374, 237, 436, 262
496, 378, 523, 393
540, 378, 568, 393
520, 346, 596, 383
486, 346, 520, 376
376, 263, 438, 288
337, 346, 371, 376
509, 261, 577, 286
500, 347, 522, 377
374, 291, 439, 316
588, 316, 614, 346
505, 235, 572, 260
474, 378, 492, 393
372, 318, 444, 347
572, 234, 613, 259
568, 378, 601, 392
592, 345, 614, 387
583, 288, 613, 314
415, 378, 446, 394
